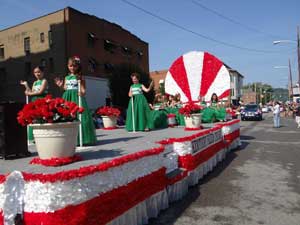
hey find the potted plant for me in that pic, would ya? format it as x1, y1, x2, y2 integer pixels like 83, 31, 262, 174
167, 114, 177, 127
96, 106, 121, 129
179, 102, 203, 128
17, 95, 84, 159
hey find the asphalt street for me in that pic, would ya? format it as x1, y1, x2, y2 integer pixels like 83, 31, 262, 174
149, 113, 300, 225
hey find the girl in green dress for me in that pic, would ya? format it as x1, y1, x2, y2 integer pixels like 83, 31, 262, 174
54, 56, 96, 145
210, 93, 226, 122
20, 66, 48, 141
149, 94, 168, 129
125, 73, 154, 131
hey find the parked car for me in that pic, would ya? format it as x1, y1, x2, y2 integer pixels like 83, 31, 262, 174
262, 106, 269, 113
241, 104, 263, 121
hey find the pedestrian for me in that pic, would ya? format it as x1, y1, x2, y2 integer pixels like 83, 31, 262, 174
272, 101, 281, 128
54, 56, 96, 145
294, 104, 300, 128
20, 66, 48, 142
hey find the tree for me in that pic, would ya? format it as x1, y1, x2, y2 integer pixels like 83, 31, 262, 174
108, 63, 154, 109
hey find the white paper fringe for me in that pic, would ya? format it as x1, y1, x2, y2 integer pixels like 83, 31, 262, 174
107, 190, 169, 225
167, 176, 189, 203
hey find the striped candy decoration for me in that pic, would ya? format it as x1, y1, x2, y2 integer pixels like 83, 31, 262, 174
165, 51, 230, 102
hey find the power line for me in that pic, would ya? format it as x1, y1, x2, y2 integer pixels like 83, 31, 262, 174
190, 0, 286, 40
120, 0, 283, 54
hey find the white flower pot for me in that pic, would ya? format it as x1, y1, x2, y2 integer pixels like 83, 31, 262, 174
30, 121, 80, 159
184, 113, 202, 128
102, 116, 117, 128
168, 117, 177, 126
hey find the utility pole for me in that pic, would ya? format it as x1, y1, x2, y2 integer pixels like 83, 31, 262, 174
288, 58, 293, 100
254, 83, 257, 104
297, 26, 300, 84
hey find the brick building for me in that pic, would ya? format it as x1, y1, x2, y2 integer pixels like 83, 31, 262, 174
149, 69, 168, 91
242, 90, 257, 104
0, 7, 149, 102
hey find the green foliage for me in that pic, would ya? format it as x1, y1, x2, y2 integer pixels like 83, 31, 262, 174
272, 88, 289, 102
159, 82, 165, 95
108, 63, 154, 109
242, 82, 273, 93
242, 82, 274, 104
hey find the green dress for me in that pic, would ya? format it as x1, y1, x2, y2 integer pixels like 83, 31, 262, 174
125, 83, 152, 131
149, 103, 168, 129
28, 79, 48, 141
62, 74, 96, 145
202, 101, 226, 123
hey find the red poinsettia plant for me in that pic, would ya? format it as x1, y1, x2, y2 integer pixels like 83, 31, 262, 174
96, 106, 121, 117
17, 95, 84, 126
179, 102, 203, 117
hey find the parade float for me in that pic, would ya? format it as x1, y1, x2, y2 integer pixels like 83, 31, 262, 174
0, 51, 240, 225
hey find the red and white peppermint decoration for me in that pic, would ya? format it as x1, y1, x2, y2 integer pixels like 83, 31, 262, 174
165, 51, 230, 102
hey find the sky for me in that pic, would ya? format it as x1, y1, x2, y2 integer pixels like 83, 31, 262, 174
1, 0, 299, 88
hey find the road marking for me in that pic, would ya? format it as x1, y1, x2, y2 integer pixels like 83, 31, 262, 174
240, 140, 300, 145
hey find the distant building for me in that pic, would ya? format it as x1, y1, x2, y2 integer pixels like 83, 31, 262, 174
242, 90, 257, 104
149, 69, 168, 91
0, 7, 149, 102
224, 65, 244, 104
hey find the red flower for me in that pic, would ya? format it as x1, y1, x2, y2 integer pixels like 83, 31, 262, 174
96, 106, 121, 117
17, 95, 85, 126
179, 102, 203, 117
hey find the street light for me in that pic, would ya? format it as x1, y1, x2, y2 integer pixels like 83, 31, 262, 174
274, 59, 293, 99
273, 26, 300, 85
273, 40, 296, 45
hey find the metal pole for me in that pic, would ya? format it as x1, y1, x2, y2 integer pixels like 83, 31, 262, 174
131, 96, 136, 132
254, 83, 257, 104
78, 80, 83, 147
26, 95, 30, 146
288, 58, 293, 99
297, 26, 300, 84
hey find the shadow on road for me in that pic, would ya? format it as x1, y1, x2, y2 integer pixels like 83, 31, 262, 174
240, 135, 255, 140
149, 142, 250, 225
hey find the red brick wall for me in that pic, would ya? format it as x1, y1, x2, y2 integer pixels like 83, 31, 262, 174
66, 8, 149, 77
149, 70, 167, 91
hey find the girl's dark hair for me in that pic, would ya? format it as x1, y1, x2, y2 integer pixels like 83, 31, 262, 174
211, 93, 218, 102
34, 66, 44, 72
68, 56, 82, 79
131, 72, 140, 80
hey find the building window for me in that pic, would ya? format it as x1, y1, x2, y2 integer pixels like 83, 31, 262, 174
137, 51, 143, 58
24, 62, 31, 79
0, 45, 4, 60
24, 37, 30, 54
104, 63, 114, 71
0, 68, 6, 82
88, 57, 98, 72
231, 88, 235, 97
87, 33, 97, 48
41, 58, 46, 67
48, 30, 53, 47
49, 57, 54, 73
40, 32, 45, 43
104, 40, 116, 53
122, 46, 132, 56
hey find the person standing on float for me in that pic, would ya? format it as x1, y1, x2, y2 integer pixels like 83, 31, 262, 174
20, 66, 48, 142
55, 56, 96, 145
125, 73, 153, 132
